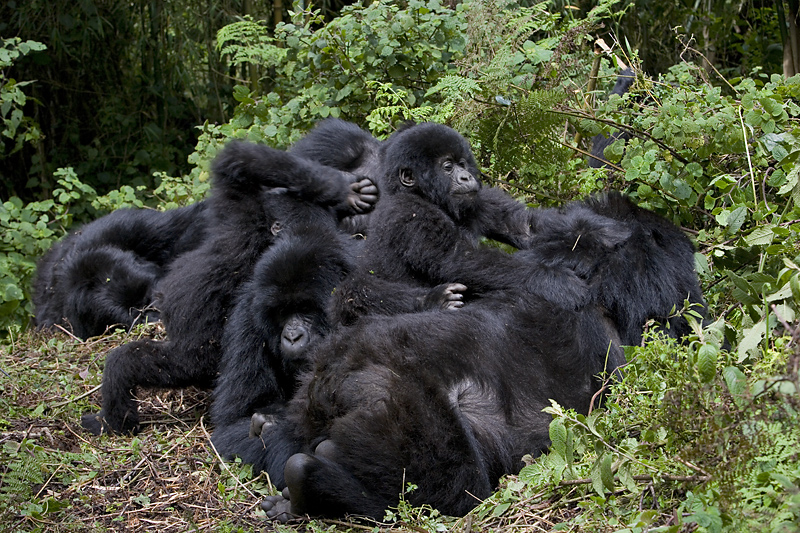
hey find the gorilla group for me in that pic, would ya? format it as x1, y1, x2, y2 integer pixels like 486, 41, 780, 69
31, 119, 705, 521
78, 133, 378, 435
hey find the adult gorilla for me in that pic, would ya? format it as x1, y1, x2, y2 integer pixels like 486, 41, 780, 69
81, 141, 377, 435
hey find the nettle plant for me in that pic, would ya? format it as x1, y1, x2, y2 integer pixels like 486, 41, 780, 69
574, 63, 800, 357
214, 0, 467, 145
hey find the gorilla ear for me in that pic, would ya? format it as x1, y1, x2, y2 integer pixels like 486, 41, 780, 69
399, 169, 415, 188
270, 221, 283, 236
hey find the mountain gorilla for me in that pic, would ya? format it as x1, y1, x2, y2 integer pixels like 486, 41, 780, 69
327, 122, 638, 325
32, 203, 208, 339
32, 119, 378, 341
80, 141, 378, 435
288, 119, 382, 236
524, 191, 705, 346
210, 223, 471, 475
208, 221, 356, 470
249, 122, 704, 520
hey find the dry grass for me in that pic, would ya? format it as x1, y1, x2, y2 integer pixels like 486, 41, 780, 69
0, 326, 597, 533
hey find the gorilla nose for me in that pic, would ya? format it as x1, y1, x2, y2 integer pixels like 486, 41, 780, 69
282, 327, 308, 353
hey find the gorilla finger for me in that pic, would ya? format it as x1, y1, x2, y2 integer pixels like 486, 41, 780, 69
249, 412, 275, 438
350, 199, 373, 213
444, 283, 467, 295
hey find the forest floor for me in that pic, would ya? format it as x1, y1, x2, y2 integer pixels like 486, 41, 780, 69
0, 325, 584, 533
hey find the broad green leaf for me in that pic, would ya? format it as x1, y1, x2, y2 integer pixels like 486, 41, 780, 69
696, 343, 719, 383
549, 418, 567, 458
737, 321, 765, 362
745, 224, 775, 246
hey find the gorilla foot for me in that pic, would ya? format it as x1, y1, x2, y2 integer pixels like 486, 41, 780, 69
261, 487, 296, 523
80, 411, 139, 436
248, 411, 277, 438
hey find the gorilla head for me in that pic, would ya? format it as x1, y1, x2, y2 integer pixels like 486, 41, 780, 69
380, 123, 481, 221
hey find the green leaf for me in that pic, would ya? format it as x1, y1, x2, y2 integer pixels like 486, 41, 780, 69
737, 320, 765, 362
745, 224, 775, 246
696, 343, 719, 383
723, 366, 747, 398
791, 273, 800, 302
600, 453, 614, 491
726, 206, 747, 234
549, 418, 567, 458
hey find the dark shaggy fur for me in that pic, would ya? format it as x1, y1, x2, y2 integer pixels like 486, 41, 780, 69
32, 203, 208, 339
525, 192, 705, 345
260, 290, 625, 519
208, 221, 356, 476
289, 118, 382, 236
80, 140, 376, 435
249, 123, 704, 520
328, 122, 631, 324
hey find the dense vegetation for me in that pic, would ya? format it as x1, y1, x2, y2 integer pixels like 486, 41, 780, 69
1, 1, 799, 531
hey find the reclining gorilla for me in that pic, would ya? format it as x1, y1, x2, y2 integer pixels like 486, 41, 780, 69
80, 140, 378, 435
210, 221, 470, 470
32, 203, 208, 339
236, 122, 706, 520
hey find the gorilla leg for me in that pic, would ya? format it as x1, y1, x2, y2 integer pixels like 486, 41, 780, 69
262, 446, 389, 521
211, 416, 301, 488
81, 339, 217, 435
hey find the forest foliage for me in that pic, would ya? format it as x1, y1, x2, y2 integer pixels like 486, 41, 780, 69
1, 0, 800, 531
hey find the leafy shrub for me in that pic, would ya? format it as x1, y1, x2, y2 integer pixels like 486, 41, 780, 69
0, 37, 45, 158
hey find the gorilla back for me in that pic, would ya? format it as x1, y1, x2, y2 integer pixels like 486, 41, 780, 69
32, 203, 208, 339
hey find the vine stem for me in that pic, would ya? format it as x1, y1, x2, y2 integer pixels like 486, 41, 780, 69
738, 106, 761, 209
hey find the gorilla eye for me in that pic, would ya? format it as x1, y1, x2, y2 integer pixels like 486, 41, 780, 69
442, 160, 454, 172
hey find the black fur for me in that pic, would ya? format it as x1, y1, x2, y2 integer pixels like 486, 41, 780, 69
261, 291, 624, 519
525, 192, 705, 345
252, 123, 704, 520
328, 122, 630, 324
208, 222, 356, 475
80, 140, 377, 435
289, 119, 382, 236
32, 203, 208, 339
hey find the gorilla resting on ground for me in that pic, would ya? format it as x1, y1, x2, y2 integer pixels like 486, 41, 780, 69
80, 140, 378, 435
246, 123, 704, 520
259, 284, 625, 519
207, 221, 356, 472
288, 118, 382, 236
210, 221, 470, 477
31, 119, 378, 341
32, 203, 208, 339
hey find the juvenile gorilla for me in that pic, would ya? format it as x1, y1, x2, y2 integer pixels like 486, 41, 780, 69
210, 222, 470, 477
525, 191, 705, 345
208, 221, 356, 472
251, 123, 704, 519
288, 118, 382, 236
81, 141, 377, 435
32, 203, 208, 339
328, 122, 633, 325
